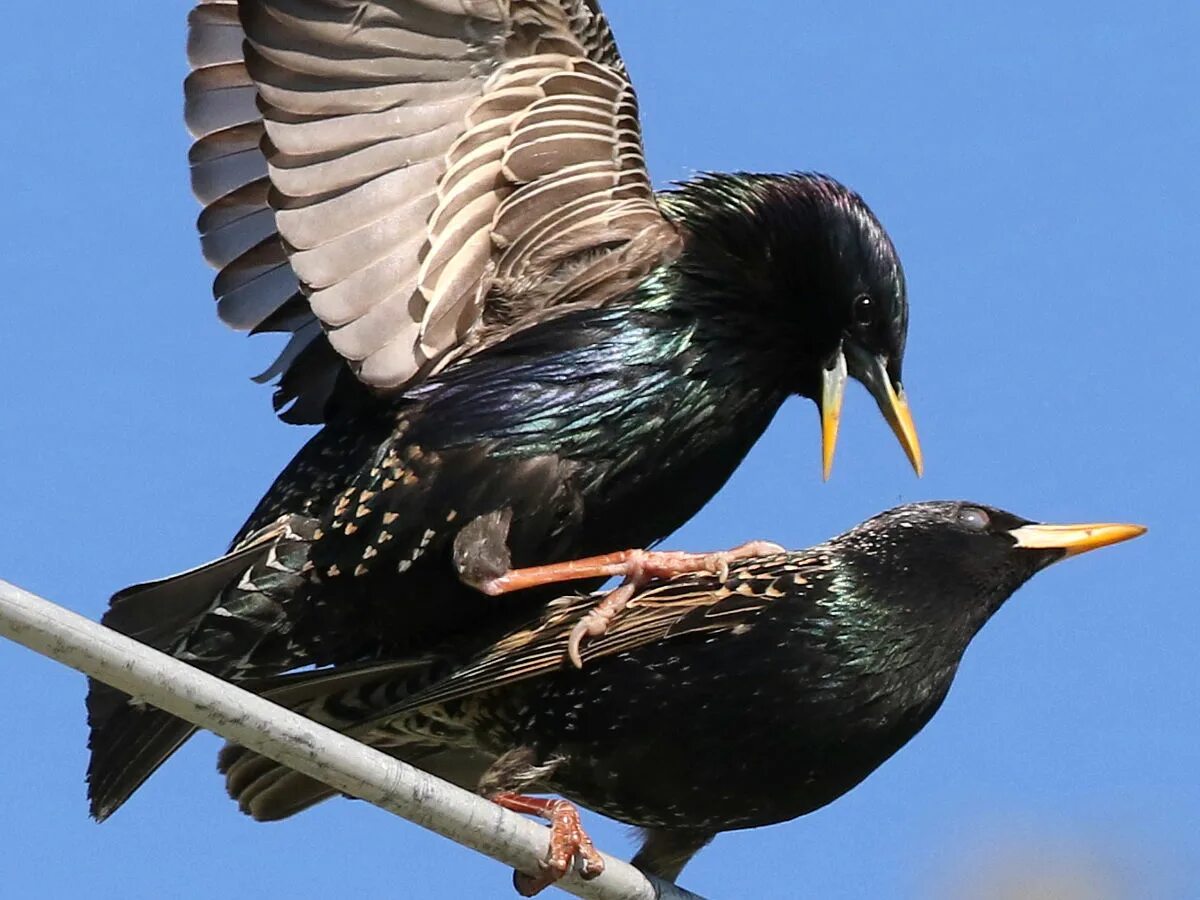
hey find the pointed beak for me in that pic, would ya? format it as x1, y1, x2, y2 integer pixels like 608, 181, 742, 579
1009, 522, 1147, 559
819, 348, 847, 481
847, 348, 923, 477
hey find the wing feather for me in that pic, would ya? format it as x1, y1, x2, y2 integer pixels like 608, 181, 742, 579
370, 554, 827, 717
185, 0, 678, 423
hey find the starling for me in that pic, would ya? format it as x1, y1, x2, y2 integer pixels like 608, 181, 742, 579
211, 502, 1143, 894
87, 1, 922, 818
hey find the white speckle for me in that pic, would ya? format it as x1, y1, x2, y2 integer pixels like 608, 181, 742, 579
212, 607, 233, 618
265, 546, 290, 572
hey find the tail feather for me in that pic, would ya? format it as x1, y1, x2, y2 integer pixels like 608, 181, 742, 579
214, 658, 492, 822
218, 744, 338, 821
217, 743, 281, 799
100, 542, 266, 643
86, 516, 320, 821
86, 687, 197, 821
86, 550, 250, 821
240, 771, 338, 822
218, 742, 493, 823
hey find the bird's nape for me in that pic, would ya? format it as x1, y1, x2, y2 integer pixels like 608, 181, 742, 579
662, 172, 921, 480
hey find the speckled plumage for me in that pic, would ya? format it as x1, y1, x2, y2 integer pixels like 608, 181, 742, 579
206, 502, 1143, 882
86, 171, 915, 821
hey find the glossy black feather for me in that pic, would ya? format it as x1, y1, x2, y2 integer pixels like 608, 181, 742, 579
210, 502, 1118, 879
87, 173, 909, 819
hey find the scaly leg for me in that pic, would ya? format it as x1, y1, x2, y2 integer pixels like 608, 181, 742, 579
490, 792, 604, 896
477, 541, 785, 667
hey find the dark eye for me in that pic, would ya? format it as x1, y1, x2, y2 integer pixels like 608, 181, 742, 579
852, 294, 875, 326
958, 507, 990, 531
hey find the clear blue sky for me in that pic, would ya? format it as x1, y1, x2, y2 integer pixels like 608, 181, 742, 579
1, 2, 1195, 897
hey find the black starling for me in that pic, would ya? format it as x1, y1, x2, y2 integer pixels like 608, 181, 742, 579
87, 1, 923, 818
211, 503, 1143, 894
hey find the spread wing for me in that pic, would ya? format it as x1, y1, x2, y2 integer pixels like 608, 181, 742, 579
186, 0, 679, 423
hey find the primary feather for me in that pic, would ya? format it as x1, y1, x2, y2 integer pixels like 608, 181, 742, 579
88, 2, 919, 821
187, 0, 676, 422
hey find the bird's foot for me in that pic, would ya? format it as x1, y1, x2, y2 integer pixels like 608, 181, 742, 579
476, 540, 786, 596
490, 792, 604, 896
566, 582, 638, 669
478, 540, 784, 667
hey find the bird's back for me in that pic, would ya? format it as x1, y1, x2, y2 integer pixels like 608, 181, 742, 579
86, 297, 788, 819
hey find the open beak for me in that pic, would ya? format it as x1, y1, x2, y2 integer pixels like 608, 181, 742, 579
846, 347, 923, 478
819, 349, 847, 481
1009, 522, 1146, 560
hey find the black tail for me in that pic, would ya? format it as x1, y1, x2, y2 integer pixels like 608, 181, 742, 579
86, 688, 198, 822
215, 658, 476, 822
86, 517, 319, 820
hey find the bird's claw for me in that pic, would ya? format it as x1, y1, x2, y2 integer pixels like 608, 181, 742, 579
567, 583, 636, 668
635, 540, 787, 584
493, 794, 604, 896
477, 540, 785, 598
561, 541, 786, 667
478, 540, 785, 666
706, 552, 730, 583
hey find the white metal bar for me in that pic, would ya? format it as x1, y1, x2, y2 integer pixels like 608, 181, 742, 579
0, 578, 706, 900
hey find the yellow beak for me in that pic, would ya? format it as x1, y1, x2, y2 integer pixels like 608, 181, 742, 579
820, 349, 847, 481
821, 348, 924, 480
875, 374, 923, 478
1008, 522, 1147, 558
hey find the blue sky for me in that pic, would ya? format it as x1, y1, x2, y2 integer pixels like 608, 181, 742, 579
1, 2, 1195, 897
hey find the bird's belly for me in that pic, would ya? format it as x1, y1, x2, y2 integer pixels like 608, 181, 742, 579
548, 722, 908, 831
501, 651, 946, 831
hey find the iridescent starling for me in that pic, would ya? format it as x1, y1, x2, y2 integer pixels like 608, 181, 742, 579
87, 1, 923, 818
211, 503, 1142, 893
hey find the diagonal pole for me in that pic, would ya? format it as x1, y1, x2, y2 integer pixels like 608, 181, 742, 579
0, 578, 706, 900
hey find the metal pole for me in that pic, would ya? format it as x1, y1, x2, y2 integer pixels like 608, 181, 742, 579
0, 578, 706, 900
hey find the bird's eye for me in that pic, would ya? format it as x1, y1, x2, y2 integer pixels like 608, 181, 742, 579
852, 294, 874, 326
958, 507, 990, 531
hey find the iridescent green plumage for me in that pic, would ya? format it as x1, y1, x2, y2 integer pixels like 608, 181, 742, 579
90, 0, 922, 825
210, 503, 1142, 883
86, 171, 912, 822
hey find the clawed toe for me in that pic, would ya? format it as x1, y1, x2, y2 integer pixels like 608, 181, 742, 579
475, 541, 785, 669
566, 583, 636, 668
491, 793, 605, 896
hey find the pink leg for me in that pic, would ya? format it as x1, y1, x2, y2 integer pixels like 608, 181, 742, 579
476, 541, 784, 668
490, 792, 604, 896
476, 540, 785, 596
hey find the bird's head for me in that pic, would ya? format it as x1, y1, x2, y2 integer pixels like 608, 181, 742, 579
663, 172, 920, 480
836, 501, 1146, 643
